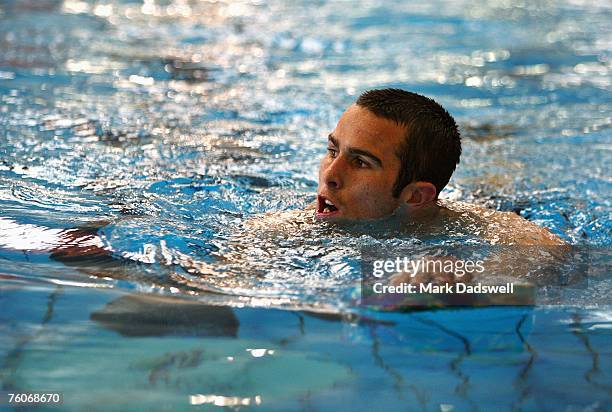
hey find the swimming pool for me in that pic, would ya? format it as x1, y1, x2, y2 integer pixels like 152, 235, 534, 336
1, 0, 610, 410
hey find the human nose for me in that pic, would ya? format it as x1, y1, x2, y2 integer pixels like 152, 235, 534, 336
321, 155, 344, 190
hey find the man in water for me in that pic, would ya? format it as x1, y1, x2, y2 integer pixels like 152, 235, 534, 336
1, 88, 573, 314
310, 88, 564, 245
1, 89, 564, 273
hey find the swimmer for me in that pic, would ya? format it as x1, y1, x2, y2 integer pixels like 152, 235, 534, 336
254, 88, 565, 247
1, 88, 568, 296
308, 89, 572, 295
243, 89, 571, 296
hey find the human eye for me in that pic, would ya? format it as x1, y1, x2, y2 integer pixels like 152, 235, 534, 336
327, 147, 338, 158
354, 157, 370, 168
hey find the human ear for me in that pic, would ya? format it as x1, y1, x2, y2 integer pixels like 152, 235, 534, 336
400, 182, 437, 207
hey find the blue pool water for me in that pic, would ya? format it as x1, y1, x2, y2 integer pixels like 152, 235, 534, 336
0, 0, 611, 410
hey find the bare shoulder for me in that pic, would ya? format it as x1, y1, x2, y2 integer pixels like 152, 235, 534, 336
440, 200, 567, 246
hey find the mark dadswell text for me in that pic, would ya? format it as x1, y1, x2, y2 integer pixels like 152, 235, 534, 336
372, 282, 515, 295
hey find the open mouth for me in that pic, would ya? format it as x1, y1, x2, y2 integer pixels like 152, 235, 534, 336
316, 195, 341, 218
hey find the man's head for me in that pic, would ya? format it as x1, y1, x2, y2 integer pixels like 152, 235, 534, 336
316, 88, 461, 220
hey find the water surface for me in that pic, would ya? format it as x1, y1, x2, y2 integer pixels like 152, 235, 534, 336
1, 0, 610, 410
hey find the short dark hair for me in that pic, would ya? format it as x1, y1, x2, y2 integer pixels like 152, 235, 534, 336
356, 88, 461, 198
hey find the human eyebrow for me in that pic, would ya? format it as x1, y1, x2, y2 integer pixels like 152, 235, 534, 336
347, 148, 382, 168
328, 134, 382, 167
327, 134, 339, 147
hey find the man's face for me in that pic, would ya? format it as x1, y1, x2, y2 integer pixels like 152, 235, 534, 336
316, 104, 407, 220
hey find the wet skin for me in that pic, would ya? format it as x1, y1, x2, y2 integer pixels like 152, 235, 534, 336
316, 104, 409, 220
313, 104, 565, 248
